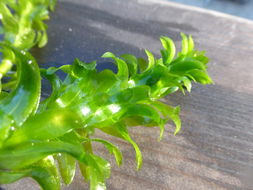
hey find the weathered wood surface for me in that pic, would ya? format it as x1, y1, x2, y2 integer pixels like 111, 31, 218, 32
3, 0, 253, 189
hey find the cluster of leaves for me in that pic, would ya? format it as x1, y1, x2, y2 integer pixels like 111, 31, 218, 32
0, 0, 56, 84
0, 1, 213, 190
0, 35, 212, 189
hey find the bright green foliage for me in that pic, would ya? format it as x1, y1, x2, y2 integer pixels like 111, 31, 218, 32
0, 0, 56, 79
0, 0, 56, 49
0, 1, 213, 190
0, 34, 212, 189
0, 44, 41, 146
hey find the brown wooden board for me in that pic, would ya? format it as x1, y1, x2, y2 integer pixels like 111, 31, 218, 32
2, 0, 253, 189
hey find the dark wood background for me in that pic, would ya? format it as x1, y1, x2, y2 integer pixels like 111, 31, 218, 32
3, 0, 253, 189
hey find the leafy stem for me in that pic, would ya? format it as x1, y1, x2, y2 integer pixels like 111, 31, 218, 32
0, 0, 56, 79
0, 1, 213, 190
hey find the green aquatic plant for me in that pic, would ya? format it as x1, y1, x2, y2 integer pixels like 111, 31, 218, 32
0, 1, 212, 190
0, 0, 56, 81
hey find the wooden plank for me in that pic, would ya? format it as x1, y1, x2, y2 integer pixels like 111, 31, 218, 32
2, 0, 253, 189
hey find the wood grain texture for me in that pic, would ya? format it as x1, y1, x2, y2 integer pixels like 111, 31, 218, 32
2, 0, 253, 189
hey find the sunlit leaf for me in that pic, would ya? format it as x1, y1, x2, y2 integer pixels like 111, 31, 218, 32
56, 153, 76, 185
92, 138, 123, 166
